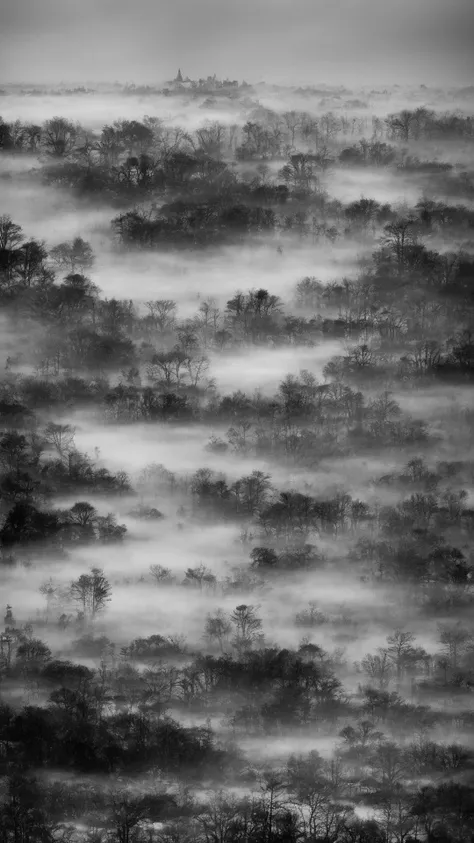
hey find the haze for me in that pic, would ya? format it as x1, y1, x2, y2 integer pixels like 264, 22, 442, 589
1, 0, 473, 86
1, 8, 474, 840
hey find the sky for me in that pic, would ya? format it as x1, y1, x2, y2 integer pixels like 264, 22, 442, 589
1, 0, 473, 87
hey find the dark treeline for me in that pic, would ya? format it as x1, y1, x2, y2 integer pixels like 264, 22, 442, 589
2, 102, 474, 216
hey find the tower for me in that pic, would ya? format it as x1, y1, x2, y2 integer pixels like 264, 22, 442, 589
176, 69, 183, 83
4, 605, 15, 630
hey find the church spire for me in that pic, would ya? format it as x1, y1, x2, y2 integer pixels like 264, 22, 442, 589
4, 605, 15, 630
176, 68, 183, 83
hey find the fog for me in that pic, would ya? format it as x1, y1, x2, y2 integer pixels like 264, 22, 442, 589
208, 344, 343, 395
0, 72, 474, 840
0, 175, 114, 244
0, 92, 245, 132
2, 0, 473, 85
92, 241, 364, 310
327, 168, 422, 206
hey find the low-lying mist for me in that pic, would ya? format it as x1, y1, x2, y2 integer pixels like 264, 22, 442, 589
0, 77, 474, 842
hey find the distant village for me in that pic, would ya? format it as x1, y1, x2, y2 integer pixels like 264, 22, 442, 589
164, 68, 244, 91
5, 71, 252, 99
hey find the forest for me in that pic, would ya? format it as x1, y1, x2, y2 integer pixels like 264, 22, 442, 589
0, 75, 473, 842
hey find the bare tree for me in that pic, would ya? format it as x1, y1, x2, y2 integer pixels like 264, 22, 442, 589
231, 604, 263, 652
204, 610, 232, 651
70, 568, 112, 620
43, 423, 76, 462
68, 501, 98, 529
437, 622, 471, 670
0, 215, 24, 250
149, 564, 175, 585
386, 630, 421, 681
42, 117, 78, 157
383, 218, 418, 270
360, 648, 393, 689
144, 299, 177, 331
50, 237, 94, 273
184, 564, 216, 591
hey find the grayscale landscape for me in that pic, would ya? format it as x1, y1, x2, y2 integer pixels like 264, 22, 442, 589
0, 0, 474, 840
